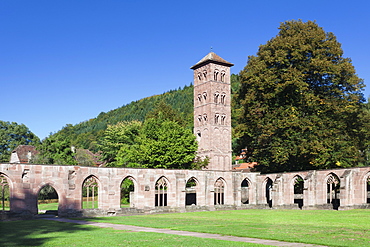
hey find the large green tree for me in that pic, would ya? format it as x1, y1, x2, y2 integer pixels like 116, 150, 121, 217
101, 102, 200, 169
235, 20, 367, 172
33, 135, 77, 165
0, 121, 40, 162
116, 118, 198, 169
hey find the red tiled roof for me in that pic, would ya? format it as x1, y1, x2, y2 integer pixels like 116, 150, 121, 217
232, 162, 258, 170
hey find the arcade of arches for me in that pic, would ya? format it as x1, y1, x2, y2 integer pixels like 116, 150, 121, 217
1, 163, 369, 217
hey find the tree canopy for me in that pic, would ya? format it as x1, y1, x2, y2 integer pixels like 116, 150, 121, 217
235, 20, 367, 172
101, 102, 200, 169
0, 121, 40, 162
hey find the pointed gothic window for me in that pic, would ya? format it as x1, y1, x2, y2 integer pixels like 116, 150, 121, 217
82, 176, 99, 209
203, 113, 207, 122
214, 178, 225, 205
198, 115, 202, 123
155, 177, 168, 207
197, 94, 202, 102
198, 73, 202, 81
0, 174, 9, 211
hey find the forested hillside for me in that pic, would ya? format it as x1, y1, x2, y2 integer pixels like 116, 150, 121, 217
52, 84, 194, 152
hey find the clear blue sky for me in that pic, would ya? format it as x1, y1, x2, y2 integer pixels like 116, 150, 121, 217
1, 1, 369, 140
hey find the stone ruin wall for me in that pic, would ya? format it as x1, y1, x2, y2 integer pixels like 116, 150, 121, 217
1, 163, 369, 218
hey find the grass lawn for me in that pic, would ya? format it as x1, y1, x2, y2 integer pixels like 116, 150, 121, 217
37, 202, 130, 211
84, 209, 370, 247
0, 220, 264, 246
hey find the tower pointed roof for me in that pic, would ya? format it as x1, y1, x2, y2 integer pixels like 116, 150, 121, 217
190, 52, 234, 70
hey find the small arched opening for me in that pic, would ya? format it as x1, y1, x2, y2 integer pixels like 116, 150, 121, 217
155, 177, 168, 207
185, 177, 197, 206
0, 174, 10, 211
265, 178, 273, 208
38, 184, 58, 215
121, 177, 135, 208
82, 176, 99, 209
241, 178, 249, 204
214, 178, 225, 205
293, 176, 304, 209
326, 173, 340, 210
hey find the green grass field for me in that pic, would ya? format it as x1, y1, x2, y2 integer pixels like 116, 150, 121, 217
0, 220, 263, 246
85, 209, 370, 247
1, 209, 369, 246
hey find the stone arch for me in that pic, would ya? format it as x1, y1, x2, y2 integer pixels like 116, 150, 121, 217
155, 176, 169, 207
264, 177, 273, 208
37, 183, 59, 214
82, 175, 100, 209
326, 173, 340, 210
292, 175, 304, 209
120, 176, 137, 208
214, 177, 225, 205
241, 177, 251, 204
0, 173, 11, 211
185, 177, 198, 206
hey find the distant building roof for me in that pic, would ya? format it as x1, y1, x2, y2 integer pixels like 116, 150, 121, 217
10, 145, 39, 163
75, 148, 106, 167
232, 162, 258, 172
190, 52, 234, 70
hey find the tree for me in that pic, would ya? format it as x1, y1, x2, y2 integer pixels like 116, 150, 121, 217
0, 121, 40, 162
34, 135, 77, 165
235, 20, 366, 172
116, 118, 198, 169
101, 102, 199, 169
99, 121, 142, 166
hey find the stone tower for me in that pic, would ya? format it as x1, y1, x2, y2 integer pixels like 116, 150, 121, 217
191, 52, 234, 171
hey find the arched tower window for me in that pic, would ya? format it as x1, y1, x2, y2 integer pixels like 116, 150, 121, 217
203, 70, 207, 80
214, 113, 220, 124
214, 92, 219, 104
82, 176, 99, 209
155, 177, 168, 207
220, 71, 226, 82
197, 115, 202, 123
203, 113, 208, 122
203, 92, 207, 100
197, 73, 202, 81
197, 94, 202, 102
214, 178, 225, 205
220, 93, 226, 104
214, 70, 219, 81
221, 114, 226, 125
0, 174, 10, 211
326, 173, 340, 210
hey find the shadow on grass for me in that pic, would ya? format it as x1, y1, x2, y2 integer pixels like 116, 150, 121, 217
0, 219, 95, 246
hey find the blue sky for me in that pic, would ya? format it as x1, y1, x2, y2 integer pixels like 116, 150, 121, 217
1, 1, 369, 140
